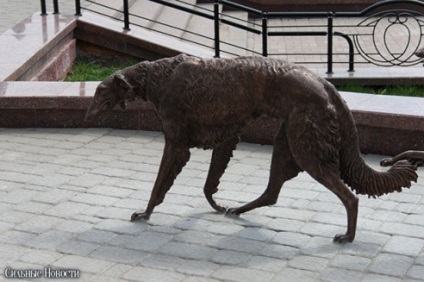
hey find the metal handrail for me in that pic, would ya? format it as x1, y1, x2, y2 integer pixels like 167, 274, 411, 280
40, 0, 424, 73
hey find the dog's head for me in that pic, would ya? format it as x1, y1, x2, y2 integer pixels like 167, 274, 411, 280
85, 72, 135, 122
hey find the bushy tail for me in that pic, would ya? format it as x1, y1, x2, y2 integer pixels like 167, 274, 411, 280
340, 147, 418, 198
322, 81, 417, 197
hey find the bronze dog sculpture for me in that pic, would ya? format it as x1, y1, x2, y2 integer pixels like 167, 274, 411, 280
85, 54, 418, 243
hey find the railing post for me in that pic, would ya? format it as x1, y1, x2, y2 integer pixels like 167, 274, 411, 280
262, 12, 268, 57
327, 12, 334, 74
123, 0, 131, 31
53, 0, 59, 14
348, 47, 354, 72
214, 0, 220, 58
40, 0, 47, 16
75, 0, 82, 16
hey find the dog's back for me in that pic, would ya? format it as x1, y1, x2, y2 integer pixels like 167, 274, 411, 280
153, 56, 346, 148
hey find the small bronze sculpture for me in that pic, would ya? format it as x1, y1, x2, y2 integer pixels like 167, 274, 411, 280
85, 54, 418, 243
381, 151, 424, 167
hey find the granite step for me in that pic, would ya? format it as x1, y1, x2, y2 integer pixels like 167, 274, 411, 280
85, 0, 125, 18
127, 0, 163, 28
219, 9, 249, 56
147, 0, 198, 38
181, 3, 217, 48
87, 0, 250, 57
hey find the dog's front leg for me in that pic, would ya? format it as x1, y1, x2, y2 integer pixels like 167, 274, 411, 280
204, 136, 239, 213
131, 141, 190, 221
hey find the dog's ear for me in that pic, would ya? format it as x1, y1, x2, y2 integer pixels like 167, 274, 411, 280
114, 73, 131, 90
114, 73, 135, 102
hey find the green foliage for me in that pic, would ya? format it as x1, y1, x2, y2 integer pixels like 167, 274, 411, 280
337, 84, 424, 97
65, 56, 138, 82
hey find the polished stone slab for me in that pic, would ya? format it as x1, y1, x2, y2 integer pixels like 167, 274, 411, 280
0, 13, 76, 81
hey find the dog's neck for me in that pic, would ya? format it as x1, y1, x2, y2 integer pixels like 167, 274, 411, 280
133, 56, 191, 109
122, 62, 154, 103
144, 61, 154, 102
142, 61, 162, 109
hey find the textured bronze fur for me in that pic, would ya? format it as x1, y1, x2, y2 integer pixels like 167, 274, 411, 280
381, 151, 424, 167
85, 54, 418, 243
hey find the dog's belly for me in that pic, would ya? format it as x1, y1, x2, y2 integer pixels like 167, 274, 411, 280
186, 115, 256, 149
187, 128, 238, 149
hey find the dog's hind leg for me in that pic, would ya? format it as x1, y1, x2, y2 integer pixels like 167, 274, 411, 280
227, 124, 301, 215
131, 141, 190, 221
285, 116, 359, 243
204, 136, 239, 213
303, 168, 358, 243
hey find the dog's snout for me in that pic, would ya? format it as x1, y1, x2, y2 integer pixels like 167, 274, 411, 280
84, 102, 101, 122
84, 109, 98, 122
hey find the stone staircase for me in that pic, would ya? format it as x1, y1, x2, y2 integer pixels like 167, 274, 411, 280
85, 0, 250, 57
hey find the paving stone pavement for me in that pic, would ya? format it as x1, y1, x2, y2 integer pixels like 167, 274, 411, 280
0, 127, 423, 281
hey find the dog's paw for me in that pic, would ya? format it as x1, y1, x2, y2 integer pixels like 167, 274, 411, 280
130, 211, 150, 222
333, 233, 354, 244
225, 208, 241, 217
214, 204, 228, 214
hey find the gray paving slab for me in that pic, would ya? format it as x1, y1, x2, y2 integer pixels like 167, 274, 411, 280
0, 128, 423, 281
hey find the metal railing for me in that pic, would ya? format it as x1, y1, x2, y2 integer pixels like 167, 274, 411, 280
40, 0, 424, 73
